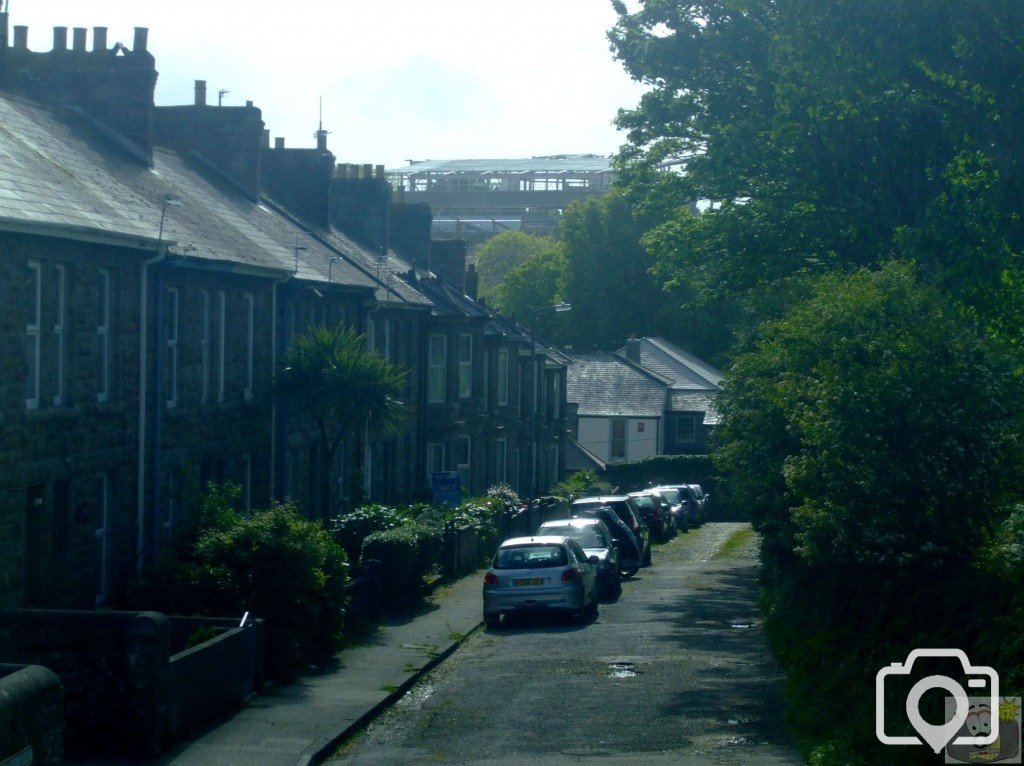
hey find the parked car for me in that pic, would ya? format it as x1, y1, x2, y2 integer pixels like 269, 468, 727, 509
627, 491, 676, 542
667, 484, 707, 526
651, 485, 692, 532
537, 518, 622, 599
483, 536, 599, 628
686, 484, 710, 522
651, 485, 699, 529
567, 504, 643, 577
570, 495, 651, 569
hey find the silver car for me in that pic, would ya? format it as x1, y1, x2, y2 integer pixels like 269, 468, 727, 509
482, 536, 599, 628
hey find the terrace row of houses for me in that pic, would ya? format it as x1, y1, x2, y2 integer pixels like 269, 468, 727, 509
0, 17, 572, 610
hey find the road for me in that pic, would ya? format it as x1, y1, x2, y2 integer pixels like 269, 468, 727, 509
327, 522, 804, 766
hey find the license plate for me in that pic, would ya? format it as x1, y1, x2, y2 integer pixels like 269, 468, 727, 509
512, 578, 545, 586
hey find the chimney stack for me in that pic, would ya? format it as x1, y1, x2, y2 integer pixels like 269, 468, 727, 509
625, 338, 642, 363
194, 80, 206, 106
133, 27, 148, 53
274, 137, 285, 149
13, 25, 27, 50
53, 26, 68, 51
72, 27, 86, 52
93, 27, 108, 52
316, 129, 328, 152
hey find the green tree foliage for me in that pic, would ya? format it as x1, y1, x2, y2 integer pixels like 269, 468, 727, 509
276, 325, 407, 518
488, 243, 567, 341
715, 263, 1024, 762
559, 191, 678, 350
474, 231, 560, 299
610, 0, 1024, 338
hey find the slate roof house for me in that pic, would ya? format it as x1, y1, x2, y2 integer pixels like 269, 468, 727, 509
0, 15, 569, 612
566, 337, 723, 465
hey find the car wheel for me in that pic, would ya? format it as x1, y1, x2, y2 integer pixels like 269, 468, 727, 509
620, 562, 639, 577
642, 544, 652, 567
484, 613, 500, 630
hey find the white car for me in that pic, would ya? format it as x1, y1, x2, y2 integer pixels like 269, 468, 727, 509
482, 536, 599, 628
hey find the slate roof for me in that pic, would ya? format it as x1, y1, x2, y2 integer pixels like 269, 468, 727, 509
566, 352, 667, 418
566, 437, 607, 472
617, 337, 724, 391
670, 391, 721, 425
0, 92, 425, 301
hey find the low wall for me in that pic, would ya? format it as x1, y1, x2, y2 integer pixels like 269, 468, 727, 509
0, 609, 264, 758
344, 560, 382, 636
168, 618, 264, 740
0, 664, 63, 766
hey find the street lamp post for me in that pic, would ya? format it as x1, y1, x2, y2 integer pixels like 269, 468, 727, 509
528, 302, 571, 499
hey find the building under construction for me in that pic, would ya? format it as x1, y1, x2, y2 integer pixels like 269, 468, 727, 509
386, 155, 615, 245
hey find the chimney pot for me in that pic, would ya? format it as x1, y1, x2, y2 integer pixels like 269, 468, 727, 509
275, 137, 285, 149
133, 27, 148, 52
93, 27, 108, 52
13, 25, 27, 50
316, 129, 328, 152
246, 100, 253, 107
362, 163, 373, 179
376, 165, 385, 179
53, 26, 68, 51
194, 80, 207, 106
262, 129, 271, 148
72, 27, 86, 51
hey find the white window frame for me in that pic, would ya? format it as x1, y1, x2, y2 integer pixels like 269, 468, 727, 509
217, 290, 226, 402
457, 334, 473, 399
244, 292, 255, 400
426, 442, 445, 480
200, 290, 210, 403
456, 435, 471, 490
53, 263, 66, 406
611, 419, 627, 460
97, 269, 111, 403
428, 334, 447, 404
166, 287, 179, 408
497, 348, 509, 406
25, 260, 41, 410
676, 414, 697, 443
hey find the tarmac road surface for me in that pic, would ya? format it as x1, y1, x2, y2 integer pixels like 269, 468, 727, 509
327, 522, 804, 766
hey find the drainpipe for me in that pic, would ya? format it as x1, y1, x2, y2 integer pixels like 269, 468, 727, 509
151, 266, 165, 564
270, 275, 293, 501
136, 247, 167, 575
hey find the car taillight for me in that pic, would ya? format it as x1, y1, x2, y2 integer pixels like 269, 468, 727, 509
561, 568, 580, 582
484, 572, 498, 585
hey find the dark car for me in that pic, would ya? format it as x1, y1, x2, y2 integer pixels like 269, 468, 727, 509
686, 484, 710, 522
651, 485, 699, 529
566, 505, 643, 577
570, 495, 651, 569
627, 490, 676, 542
537, 517, 622, 599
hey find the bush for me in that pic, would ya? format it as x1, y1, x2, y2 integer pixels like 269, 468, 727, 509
361, 523, 440, 607
328, 504, 407, 563
126, 494, 348, 680
192, 502, 349, 679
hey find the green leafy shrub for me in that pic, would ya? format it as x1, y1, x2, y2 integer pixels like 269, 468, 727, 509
192, 502, 349, 679
485, 483, 521, 511
361, 525, 432, 607
551, 469, 613, 498
328, 504, 407, 562
126, 493, 348, 680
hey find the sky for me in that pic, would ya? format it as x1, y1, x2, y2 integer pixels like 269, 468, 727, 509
7, 0, 649, 170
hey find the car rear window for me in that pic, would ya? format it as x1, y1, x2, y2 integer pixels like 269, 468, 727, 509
631, 496, 654, 509
494, 544, 568, 569
657, 489, 680, 504
540, 526, 607, 548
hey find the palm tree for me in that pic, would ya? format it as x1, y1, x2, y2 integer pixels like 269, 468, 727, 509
276, 324, 407, 519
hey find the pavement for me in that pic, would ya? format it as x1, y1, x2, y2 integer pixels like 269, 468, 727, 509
84, 571, 485, 766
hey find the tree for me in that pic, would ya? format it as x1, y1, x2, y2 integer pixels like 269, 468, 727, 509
489, 243, 568, 342
609, 0, 1024, 341
276, 324, 407, 519
474, 231, 560, 299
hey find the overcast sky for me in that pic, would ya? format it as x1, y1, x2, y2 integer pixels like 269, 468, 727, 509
8, 0, 648, 170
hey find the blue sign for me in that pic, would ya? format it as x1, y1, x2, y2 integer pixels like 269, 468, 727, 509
431, 471, 462, 505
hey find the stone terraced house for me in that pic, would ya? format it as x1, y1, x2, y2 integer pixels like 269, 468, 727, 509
0, 14, 567, 610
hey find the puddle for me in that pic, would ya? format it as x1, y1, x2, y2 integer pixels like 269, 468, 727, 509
608, 662, 638, 679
